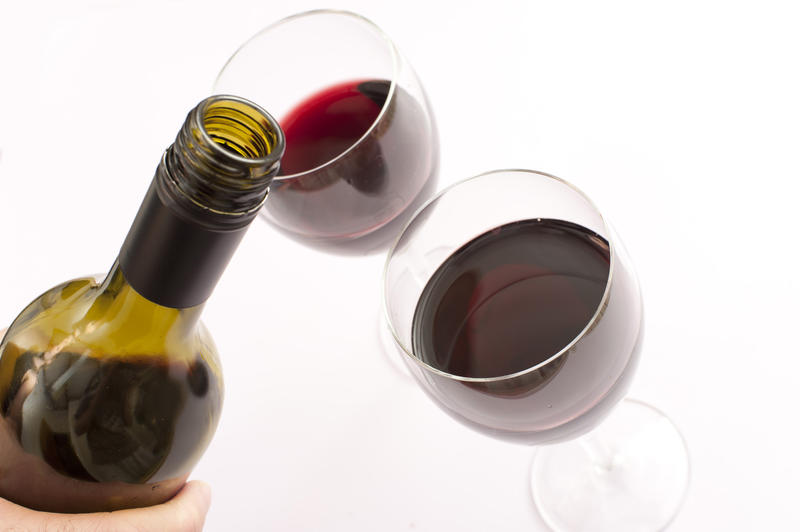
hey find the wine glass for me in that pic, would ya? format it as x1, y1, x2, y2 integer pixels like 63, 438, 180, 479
214, 9, 438, 254
382, 169, 690, 531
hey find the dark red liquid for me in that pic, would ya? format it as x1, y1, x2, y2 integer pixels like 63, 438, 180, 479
265, 78, 436, 246
412, 219, 610, 379
280, 79, 385, 177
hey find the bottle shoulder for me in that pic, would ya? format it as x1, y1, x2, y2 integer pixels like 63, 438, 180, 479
1, 274, 218, 364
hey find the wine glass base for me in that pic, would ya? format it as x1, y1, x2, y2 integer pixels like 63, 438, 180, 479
530, 398, 690, 532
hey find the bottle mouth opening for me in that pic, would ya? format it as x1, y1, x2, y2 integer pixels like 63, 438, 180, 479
163, 95, 286, 219
199, 95, 285, 169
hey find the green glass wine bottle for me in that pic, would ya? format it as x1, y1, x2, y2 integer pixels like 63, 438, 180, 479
0, 95, 284, 513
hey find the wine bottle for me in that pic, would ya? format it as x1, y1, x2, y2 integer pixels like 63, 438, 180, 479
0, 95, 284, 513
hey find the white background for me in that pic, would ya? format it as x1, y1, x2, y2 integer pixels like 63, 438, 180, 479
1, 0, 799, 530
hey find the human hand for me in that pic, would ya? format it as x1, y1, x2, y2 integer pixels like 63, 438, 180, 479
0, 480, 211, 531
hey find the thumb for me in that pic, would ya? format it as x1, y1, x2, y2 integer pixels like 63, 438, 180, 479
0, 480, 212, 532
110, 480, 212, 531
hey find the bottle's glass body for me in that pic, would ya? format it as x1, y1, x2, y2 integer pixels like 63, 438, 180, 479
0, 265, 222, 512
0, 94, 284, 512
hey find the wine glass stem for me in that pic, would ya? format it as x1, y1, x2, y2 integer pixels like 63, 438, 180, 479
579, 436, 616, 472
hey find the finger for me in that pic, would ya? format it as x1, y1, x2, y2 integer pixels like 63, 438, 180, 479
0, 480, 212, 532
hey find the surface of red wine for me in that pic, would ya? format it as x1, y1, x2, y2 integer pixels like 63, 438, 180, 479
279, 79, 385, 176
412, 219, 610, 379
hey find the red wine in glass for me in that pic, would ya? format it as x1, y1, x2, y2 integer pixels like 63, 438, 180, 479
280, 79, 385, 191
265, 78, 437, 249
407, 217, 638, 444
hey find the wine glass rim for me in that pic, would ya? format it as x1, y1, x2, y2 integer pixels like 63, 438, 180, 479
381, 168, 617, 384
214, 8, 402, 183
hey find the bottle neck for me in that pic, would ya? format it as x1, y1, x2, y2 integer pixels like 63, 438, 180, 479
117, 95, 284, 309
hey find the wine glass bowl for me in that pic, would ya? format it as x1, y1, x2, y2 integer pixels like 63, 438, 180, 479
214, 10, 438, 251
382, 169, 644, 445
